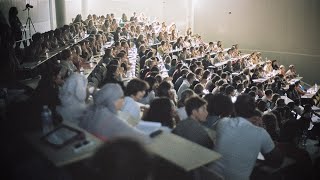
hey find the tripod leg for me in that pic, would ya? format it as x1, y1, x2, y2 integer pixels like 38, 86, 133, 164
29, 19, 37, 34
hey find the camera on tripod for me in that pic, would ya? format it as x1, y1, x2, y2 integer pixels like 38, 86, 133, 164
25, 3, 33, 9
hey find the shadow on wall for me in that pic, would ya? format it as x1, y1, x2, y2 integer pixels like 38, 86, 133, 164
242, 49, 320, 85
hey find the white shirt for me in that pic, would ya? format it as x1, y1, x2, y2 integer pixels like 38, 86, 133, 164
121, 96, 141, 122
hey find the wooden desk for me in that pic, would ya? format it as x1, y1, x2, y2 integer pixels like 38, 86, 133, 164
20, 35, 90, 70
24, 122, 103, 167
146, 132, 221, 171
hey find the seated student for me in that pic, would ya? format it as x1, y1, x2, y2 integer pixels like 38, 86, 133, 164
212, 51, 224, 64
177, 72, 196, 100
286, 84, 300, 103
34, 64, 65, 110
277, 119, 313, 180
224, 48, 233, 60
176, 89, 195, 121
121, 79, 149, 122
285, 64, 297, 80
139, 76, 157, 105
80, 83, 148, 142
60, 49, 78, 74
143, 97, 176, 131
23, 32, 44, 62
263, 60, 274, 74
92, 138, 153, 180
56, 73, 88, 125
172, 96, 213, 149
202, 93, 234, 129
262, 112, 279, 142
213, 41, 223, 52
209, 94, 283, 180
262, 89, 273, 109
294, 80, 306, 96
87, 20, 97, 34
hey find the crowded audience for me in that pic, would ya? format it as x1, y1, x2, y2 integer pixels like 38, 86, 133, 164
1, 9, 320, 180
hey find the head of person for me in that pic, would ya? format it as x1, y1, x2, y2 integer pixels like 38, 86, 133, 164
271, 93, 280, 103
9, 7, 18, 18
236, 83, 244, 93
61, 49, 72, 60
157, 81, 173, 98
125, 78, 149, 101
225, 85, 235, 96
234, 94, 256, 119
186, 72, 196, 83
193, 83, 204, 96
177, 89, 195, 108
106, 64, 120, 80
205, 93, 234, 117
276, 98, 285, 108
257, 100, 267, 112
262, 113, 277, 132
185, 96, 208, 122
59, 73, 88, 106
144, 97, 175, 128
265, 89, 273, 99
94, 83, 124, 113
92, 138, 153, 180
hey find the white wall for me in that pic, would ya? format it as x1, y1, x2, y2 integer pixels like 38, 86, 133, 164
0, 0, 51, 37
194, 0, 320, 84
85, 0, 192, 33
0, 0, 192, 36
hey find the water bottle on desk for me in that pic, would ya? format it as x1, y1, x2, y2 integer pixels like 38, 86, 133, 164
41, 105, 54, 135
315, 83, 318, 92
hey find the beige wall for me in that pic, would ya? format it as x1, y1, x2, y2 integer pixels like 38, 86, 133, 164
0, 0, 51, 34
194, 0, 320, 84
85, 0, 192, 32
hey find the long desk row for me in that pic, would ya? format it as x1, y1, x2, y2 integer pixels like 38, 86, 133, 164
20, 34, 90, 70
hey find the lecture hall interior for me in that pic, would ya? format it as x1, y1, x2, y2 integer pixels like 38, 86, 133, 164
0, 0, 320, 180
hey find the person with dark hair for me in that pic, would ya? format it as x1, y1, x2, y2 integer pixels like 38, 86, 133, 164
102, 47, 114, 64
262, 89, 273, 109
121, 78, 149, 121
235, 83, 244, 96
177, 72, 196, 99
92, 138, 153, 180
176, 89, 195, 120
172, 63, 184, 83
286, 84, 300, 103
143, 97, 176, 129
270, 93, 280, 110
209, 94, 283, 180
102, 64, 125, 90
225, 85, 235, 97
248, 109, 264, 128
193, 83, 205, 97
60, 49, 78, 75
212, 79, 224, 94
139, 76, 157, 105
202, 93, 234, 129
174, 69, 189, 91
277, 119, 313, 180
9, 7, 24, 47
172, 96, 213, 149
294, 80, 306, 96
262, 112, 279, 141
34, 64, 64, 110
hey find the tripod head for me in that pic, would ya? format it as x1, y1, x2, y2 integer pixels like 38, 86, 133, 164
23, 4, 33, 11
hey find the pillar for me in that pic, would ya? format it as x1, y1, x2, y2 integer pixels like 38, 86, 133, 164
55, 0, 66, 28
